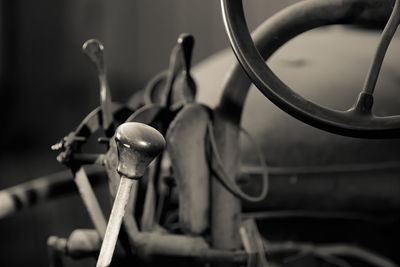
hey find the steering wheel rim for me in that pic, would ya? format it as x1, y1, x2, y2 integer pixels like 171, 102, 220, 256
221, 0, 400, 138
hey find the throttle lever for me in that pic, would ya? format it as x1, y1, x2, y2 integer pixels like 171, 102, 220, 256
96, 122, 165, 267
161, 33, 196, 108
82, 39, 113, 133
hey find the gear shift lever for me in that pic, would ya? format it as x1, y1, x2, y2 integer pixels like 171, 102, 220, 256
96, 122, 165, 267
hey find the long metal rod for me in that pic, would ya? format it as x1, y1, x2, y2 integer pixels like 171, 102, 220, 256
96, 177, 137, 267
74, 167, 107, 238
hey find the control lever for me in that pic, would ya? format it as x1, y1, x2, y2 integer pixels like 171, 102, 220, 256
96, 122, 165, 267
161, 33, 196, 108
82, 39, 113, 133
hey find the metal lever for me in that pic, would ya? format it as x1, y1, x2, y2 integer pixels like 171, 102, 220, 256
96, 122, 165, 267
82, 39, 113, 133
161, 33, 196, 108
178, 33, 194, 75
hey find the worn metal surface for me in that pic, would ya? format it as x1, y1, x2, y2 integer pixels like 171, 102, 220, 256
166, 103, 210, 235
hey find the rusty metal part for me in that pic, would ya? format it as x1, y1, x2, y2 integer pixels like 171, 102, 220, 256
82, 39, 114, 133
0, 165, 106, 219
166, 103, 210, 235
97, 123, 165, 267
220, 0, 400, 138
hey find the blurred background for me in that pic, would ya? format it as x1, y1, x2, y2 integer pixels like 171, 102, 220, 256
0, 1, 298, 266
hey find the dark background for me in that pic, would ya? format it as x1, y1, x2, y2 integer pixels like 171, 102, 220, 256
0, 1, 297, 266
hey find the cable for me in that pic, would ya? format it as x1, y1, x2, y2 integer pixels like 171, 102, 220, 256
207, 120, 269, 202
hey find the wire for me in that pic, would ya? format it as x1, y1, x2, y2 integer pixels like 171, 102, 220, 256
207, 120, 269, 202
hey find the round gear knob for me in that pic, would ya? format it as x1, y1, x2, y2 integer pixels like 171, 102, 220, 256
115, 122, 165, 179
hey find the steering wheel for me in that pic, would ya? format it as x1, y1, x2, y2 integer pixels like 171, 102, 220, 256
221, 0, 400, 138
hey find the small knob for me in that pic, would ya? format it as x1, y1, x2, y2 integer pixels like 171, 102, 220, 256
115, 122, 165, 179
82, 39, 105, 73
